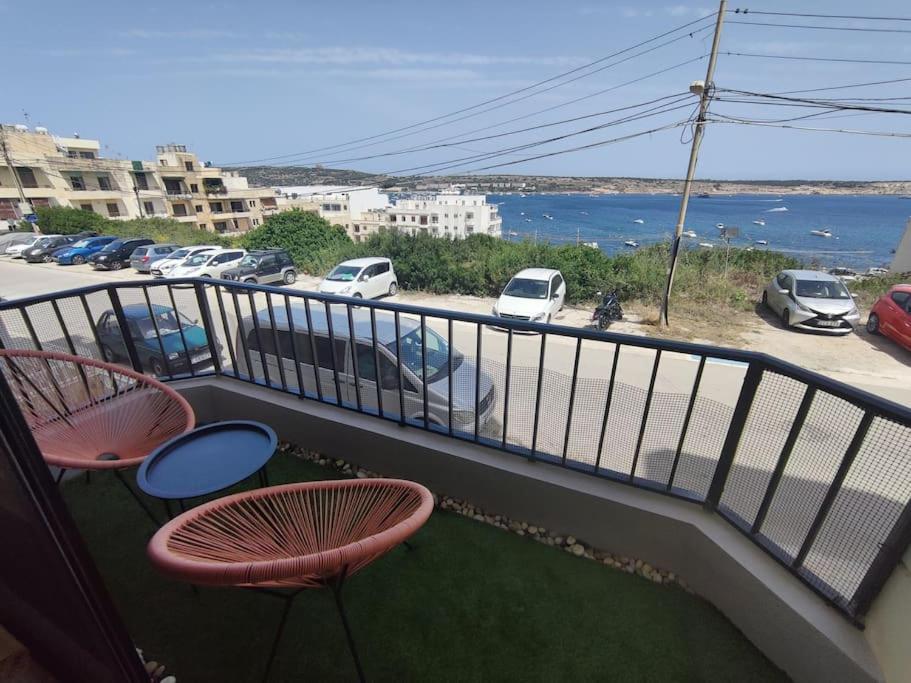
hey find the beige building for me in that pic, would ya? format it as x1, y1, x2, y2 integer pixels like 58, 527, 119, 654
1, 125, 276, 235
274, 186, 389, 238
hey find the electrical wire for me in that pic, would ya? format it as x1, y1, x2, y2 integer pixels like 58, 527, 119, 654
706, 118, 911, 139
774, 76, 911, 96
715, 89, 911, 115
729, 9, 911, 22
217, 14, 716, 166
725, 20, 911, 34
721, 52, 911, 66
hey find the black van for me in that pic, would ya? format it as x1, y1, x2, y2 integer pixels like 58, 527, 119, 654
88, 237, 154, 270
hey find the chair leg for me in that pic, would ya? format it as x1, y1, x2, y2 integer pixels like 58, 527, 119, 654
54, 468, 67, 485
262, 594, 295, 683
84, 471, 91, 486
403, 540, 415, 552
113, 469, 160, 527
331, 576, 366, 683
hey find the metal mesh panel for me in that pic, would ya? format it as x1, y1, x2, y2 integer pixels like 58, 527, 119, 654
720, 371, 806, 526
0, 308, 34, 350
800, 416, 911, 604
55, 296, 104, 359
759, 391, 864, 559
210, 284, 239, 375
672, 388, 734, 498
22, 301, 67, 354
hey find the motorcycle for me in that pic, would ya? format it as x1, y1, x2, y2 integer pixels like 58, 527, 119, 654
592, 291, 622, 330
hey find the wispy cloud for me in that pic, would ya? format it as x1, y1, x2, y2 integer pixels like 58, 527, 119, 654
119, 28, 235, 39
40, 47, 137, 57
203, 46, 585, 68
595, 5, 712, 18
664, 5, 713, 18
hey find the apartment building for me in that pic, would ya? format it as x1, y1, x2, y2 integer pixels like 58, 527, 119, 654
274, 185, 389, 238
388, 192, 501, 239
154, 144, 277, 234
1, 126, 275, 235
0, 124, 169, 222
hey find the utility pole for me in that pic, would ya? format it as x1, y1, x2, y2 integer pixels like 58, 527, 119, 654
659, 0, 727, 326
0, 126, 40, 234
134, 185, 145, 218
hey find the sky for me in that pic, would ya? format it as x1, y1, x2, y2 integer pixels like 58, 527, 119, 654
4, 0, 911, 180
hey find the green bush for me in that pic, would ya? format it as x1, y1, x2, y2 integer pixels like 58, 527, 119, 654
35, 206, 108, 234
102, 217, 231, 247
240, 210, 351, 273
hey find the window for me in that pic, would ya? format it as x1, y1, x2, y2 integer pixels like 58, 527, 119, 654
313, 335, 347, 371
194, 204, 202, 212
164, 178, 183, 194
106, 203, 120, 217
210, 202, 223, 213
332, 203, 342, 212
390, 215, 397, 223
134, 172, 149, 190
466, 212, 474, 219
80, 204, 93, 212
214, 221, 228, 232
249, 200, 256, 207
892, 291, 910, 309
230, 201, 244, 212
431, 215, 438, 224
16, 167, 38, 188
143, 201, 154, 215
419, 216, 428, 225
252, 218, 260, 226
172, 204, 188, 217
184, 161, 194, 171
159, 159, 167, 166
466, 225, 474, 233
70, 175, 85, 191
410, 216, 415, 223
190, 184, 199, 193
79, 151, 95, 159
551, 274, 563, 295
198, 224, 207, 230
97, 176, 111, 191
776, 273, 790, 290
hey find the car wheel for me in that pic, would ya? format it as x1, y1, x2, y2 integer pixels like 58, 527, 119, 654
867, 313, 880, 335
151, 358, 165, 376
283, 270, 297, 285
100, 345, 116, 363
388, 281, 398, 296
352, 292, 363, 299
72, 255, 85, 265
243, 277, 256, 284
781, 308, 790, 329
110, 261, 123, 271
43, 254, 53, 263
200, 273, 212, 278
761, 291, 769, 308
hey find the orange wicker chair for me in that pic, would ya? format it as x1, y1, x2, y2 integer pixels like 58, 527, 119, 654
0, 348, 195, 522
148, 478, 434, 682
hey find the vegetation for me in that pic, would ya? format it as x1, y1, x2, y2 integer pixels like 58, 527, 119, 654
35, 206, 108, 234
239, 210, 350, 273
64, 453, 784, 682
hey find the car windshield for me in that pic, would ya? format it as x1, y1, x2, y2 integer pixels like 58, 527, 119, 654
387, 326, 460, 383
239, 255, 260, 268
71, 239, 91, 248
795, 279, 851, 299
34, 237, 55, 247
100, 240, 123, 252
184, 253, 210, 267
133, 310, 195, 339
169, 248, 191, 259
132, 247, 148, 256
327, 265, 361, 281
503, 277, 549, 299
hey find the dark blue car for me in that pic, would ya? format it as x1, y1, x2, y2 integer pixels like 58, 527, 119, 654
96, 303, 213, 377
54, 236, 117, 265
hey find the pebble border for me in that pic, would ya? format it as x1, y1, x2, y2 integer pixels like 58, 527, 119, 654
282, 443, 693, 593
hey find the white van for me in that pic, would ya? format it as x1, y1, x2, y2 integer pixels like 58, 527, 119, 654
235, 302, 495, 430
319, 258, 398, 299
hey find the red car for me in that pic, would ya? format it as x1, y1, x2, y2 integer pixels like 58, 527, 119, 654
867, 284, 911, 351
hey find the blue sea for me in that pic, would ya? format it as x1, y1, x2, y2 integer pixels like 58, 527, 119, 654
492, 193, 911, 270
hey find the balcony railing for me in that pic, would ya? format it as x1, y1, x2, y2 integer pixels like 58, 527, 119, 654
1, 278, 909, 624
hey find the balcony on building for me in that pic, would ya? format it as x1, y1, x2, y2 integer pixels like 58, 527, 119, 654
204, 179, 228, 196
0, 280, 909, 683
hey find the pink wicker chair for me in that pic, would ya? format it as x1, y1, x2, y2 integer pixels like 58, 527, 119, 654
0, 348, 195, 522
148, 478, 434, 682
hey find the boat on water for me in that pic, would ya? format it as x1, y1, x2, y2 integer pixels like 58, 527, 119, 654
582, 241, 599, 249
766, 207, 788, 213
507, 231, 519, 237
755, 239, 768, 245
753, 219, 765, 226
519, 193, 528, 197
524, 218, 532, 222
868, 267, 889, 276
633, 218, 645, 224
682, 230, 697, 238
715, 223, 725, 229
697, 193, 711, 198
543, 214, 554, 220
810, 229, 833, 238
519, 211, 525, 215
624, 240, 639, 248
580, 211, 588, 215
698, 242, 714, 248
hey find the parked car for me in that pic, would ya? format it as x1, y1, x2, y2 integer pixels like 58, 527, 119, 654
89, 238, 155, 270
150, 245, 220, 278
867, 284, 911, 351
166, 247, 246, 279
762, 269, 860, 334
54, 236, 117, 265
22, 235, 79, 263
96, 303, 213, 376
131, 243, 179, 273
317, 257, 397, 299
492, 268, 566, 323
828, 267, 858, 282
5, 234, 41, 258
237, 303, 495, 429
221, 248, 297, 286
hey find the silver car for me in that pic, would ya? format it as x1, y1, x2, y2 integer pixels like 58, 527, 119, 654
762, 269, 860, 334
236, 303, 496, 430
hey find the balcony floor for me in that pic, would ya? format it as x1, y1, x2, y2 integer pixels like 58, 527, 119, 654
62, 452, 785, 682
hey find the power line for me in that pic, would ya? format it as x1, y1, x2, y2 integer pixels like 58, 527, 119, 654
218, 14, 716, 166
726, 19, 911, 33
729, 9, 911, 22
721, 51, 911, 66
715, 89, 911, 115
774, 76, 911, 95
706, 118, 911, 138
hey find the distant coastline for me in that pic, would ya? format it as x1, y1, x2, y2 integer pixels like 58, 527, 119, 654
233, 165, 911, 197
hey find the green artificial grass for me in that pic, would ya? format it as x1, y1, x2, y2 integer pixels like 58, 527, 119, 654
62, 454, 786, 682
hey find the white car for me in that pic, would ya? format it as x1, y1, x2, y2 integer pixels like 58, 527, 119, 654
319, 257, 398, 299
492, 268, 566, 324
166, 247, 246, 279
762, 269, 861, 335
5, 234, 42, 258
150, 245, 220, 278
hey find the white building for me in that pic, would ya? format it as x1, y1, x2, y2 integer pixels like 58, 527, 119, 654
387, 192, 501, 239
274, 186, 389, 235
892, 218, 911, 273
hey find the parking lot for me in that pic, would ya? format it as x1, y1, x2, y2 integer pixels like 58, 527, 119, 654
0, 255, 908, 406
